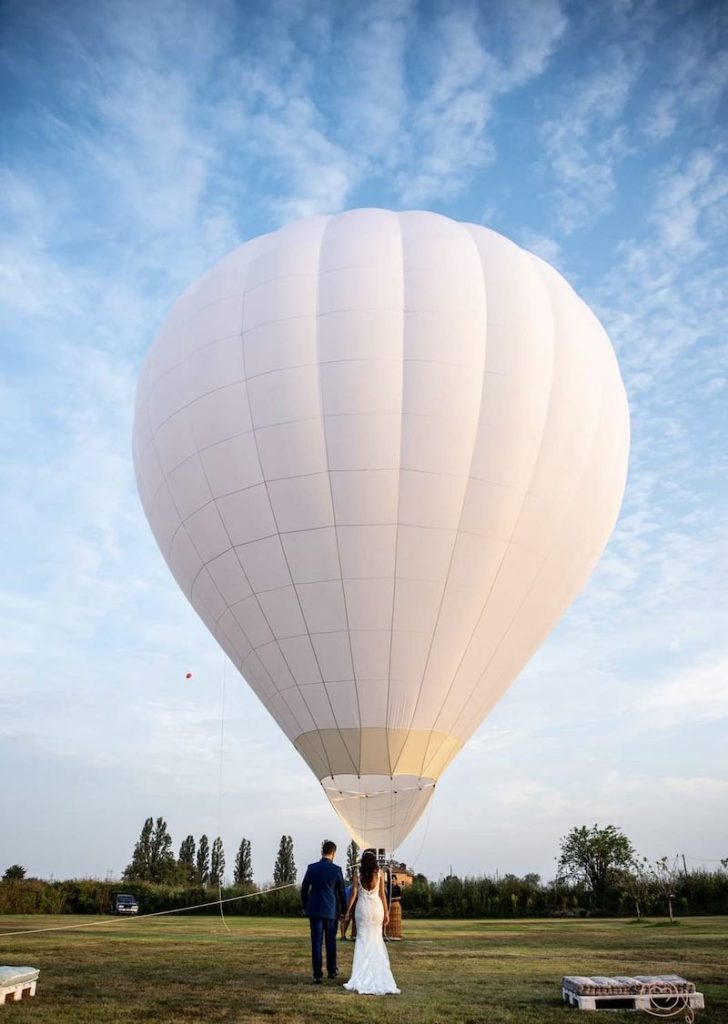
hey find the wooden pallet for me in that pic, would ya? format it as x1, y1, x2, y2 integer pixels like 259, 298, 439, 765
0, 979, 37, 1006
562, 974, 704, 1014
562, 986, 705, 1012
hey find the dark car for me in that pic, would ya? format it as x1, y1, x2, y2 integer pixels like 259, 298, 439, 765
113, 892, 139, 915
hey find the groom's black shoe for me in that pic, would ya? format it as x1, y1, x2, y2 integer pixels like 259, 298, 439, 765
312, 976, 322, 984
328, 970, 339, 979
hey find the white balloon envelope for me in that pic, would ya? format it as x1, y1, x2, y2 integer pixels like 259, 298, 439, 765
132, 210, 629, 851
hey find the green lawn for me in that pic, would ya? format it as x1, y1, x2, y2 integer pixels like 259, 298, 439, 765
0, 916, 726, 1023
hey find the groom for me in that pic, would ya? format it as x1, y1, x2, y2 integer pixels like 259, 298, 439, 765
301, 840, 347, 983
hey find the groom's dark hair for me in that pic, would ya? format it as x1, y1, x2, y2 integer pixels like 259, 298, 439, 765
322, 840, 336, 856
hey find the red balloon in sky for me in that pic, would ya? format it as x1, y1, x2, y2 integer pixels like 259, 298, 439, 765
185, 672, 192, 679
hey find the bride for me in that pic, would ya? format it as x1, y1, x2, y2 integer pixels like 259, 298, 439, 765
342, 850, 400, 995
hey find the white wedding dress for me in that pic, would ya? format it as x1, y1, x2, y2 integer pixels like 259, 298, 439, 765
343, 871, 400, 995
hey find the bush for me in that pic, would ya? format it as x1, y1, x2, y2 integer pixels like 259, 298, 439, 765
2, 865, 727, 918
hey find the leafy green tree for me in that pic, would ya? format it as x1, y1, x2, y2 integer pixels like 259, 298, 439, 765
652, 856, 680, 922
234, 839, 253, 885
557, 824, 635, 905
210, 837, 225, 886
196, 835, 210, 885
3, 865, 26, 881
178, 835, 196, 884
345, 840, 359, 883
273, 835, 296, 885
123, 817, 176, 882
619, 857, 652, 919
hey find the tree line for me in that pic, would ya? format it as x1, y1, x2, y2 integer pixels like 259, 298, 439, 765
120, 817, 300, 887
121, 817, 360, 888
3, 863, 726, 919
119, 818, 728, 914
121, 817, 257, 886
554, 823, 727, 918
2, 823, 725, 917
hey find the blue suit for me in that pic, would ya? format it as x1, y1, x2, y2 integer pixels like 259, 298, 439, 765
301, 857, 346, 980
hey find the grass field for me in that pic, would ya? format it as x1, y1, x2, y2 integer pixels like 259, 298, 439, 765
0, 915, 726, 1023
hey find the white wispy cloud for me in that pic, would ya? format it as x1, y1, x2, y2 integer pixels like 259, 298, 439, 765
398, 0, 567, 204
0, 172, 80, 316
661, 776, 728, 800
326, 0, 415, 166
487, 778, 571, 815
635, 658, 728, 726
539, 50, 639, 232
649, 149, 728, 256
640, 6, 728, 141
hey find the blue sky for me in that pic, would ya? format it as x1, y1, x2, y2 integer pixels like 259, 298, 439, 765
1, 0, 726, 883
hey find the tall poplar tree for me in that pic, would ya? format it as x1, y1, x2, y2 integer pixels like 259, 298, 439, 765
178, 835, 196, 884
273, 835, 296, 885
123, 817, 154, 880
345, 839, 360, 883
210, 837, 225, 886
196, 834, 210, 885
234, 838, 253, 885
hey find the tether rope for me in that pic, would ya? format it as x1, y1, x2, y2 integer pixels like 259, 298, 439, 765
405, 784, 435, 873
0, 883, 297, 939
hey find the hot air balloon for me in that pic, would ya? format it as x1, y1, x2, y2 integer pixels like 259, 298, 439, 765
132, 210, 629, 852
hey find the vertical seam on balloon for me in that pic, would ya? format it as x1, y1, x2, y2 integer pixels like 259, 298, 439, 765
147, 431, 277, 705
145, 434, 238, 647
190, 507, 298, 720
138, 362, 174, 563
393, 785, 426, 854
234, 227, 341, 780
443, 306, 612, 744
415, 233, 559, 777
197, 521, 303, 731
189, 290, 315, 753
400, 222, 489, 784
426, 255, 610, 771
383, 210, 406, 800
312, 214, 365, 781
145, 272, 276, 700
389, 763, 396, 856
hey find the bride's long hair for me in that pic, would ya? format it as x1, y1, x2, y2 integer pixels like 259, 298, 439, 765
359, 849, 378, 889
